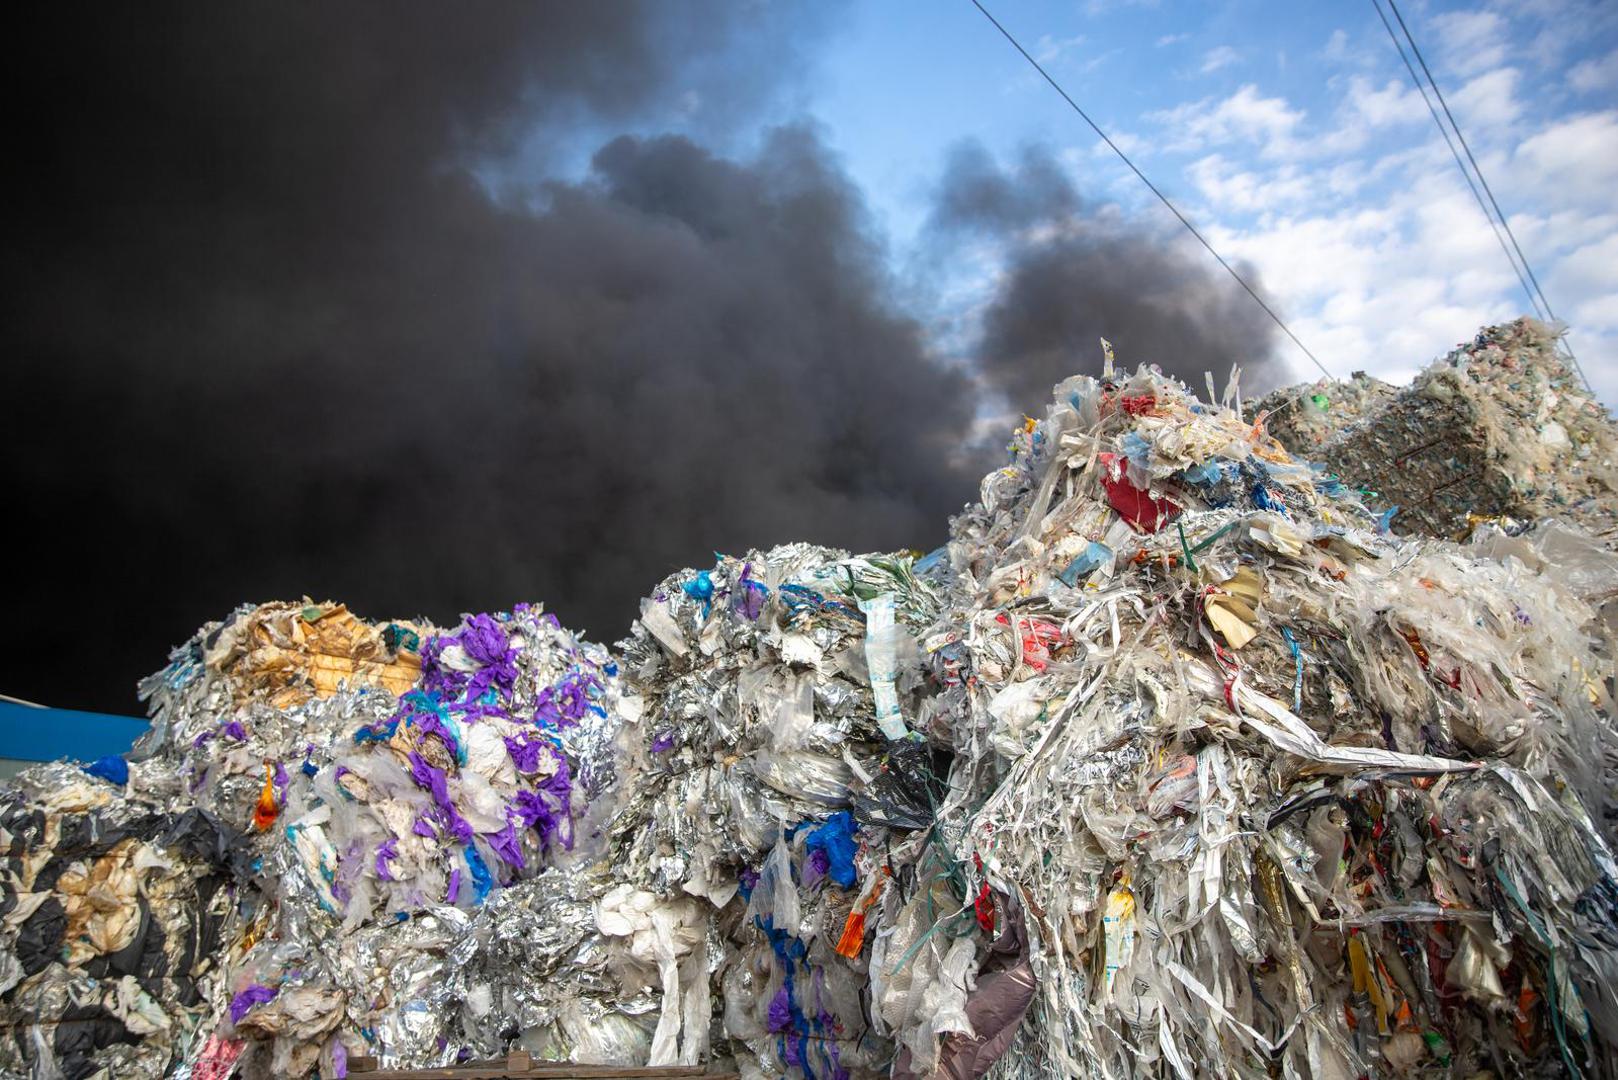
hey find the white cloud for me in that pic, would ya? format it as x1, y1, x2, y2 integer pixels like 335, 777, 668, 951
1511, 110, 1618, 209
1569, 48, 1618, 93
1321, 26, 1384, 68
1427, 10, 1509, 77
1034, 33, 1086, 64
1338, 75, 1427, 129
1081, 130, 1148, 159
1121, 51, 1616, 393
1153, 77, 1425, 161
1550, 232, 1618, 333
1188, 155, 1313, 213
1493, 0, 1618, 71
1152, 85, 1306, 158
1200, 45, 1240, 74
1156, 33, 1188, 47
1449, 68, 1524, 130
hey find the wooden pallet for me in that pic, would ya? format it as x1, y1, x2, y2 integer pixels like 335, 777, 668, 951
346, 1051, 738, 1079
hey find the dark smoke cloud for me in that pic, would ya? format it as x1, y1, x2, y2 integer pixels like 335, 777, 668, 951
2, 4, 982, 712
927, 142, 1283, 416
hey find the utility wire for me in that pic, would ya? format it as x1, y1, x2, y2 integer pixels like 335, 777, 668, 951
1381, 0, 1593, 392
968, 0, 1335, 381
1369, 0, 1546, 321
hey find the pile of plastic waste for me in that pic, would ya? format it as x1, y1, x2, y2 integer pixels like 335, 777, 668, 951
0, 560, 954, 1079
1257, 318, 1618, 542
884, 359, 1618, 1077
4, 325, 1618, 1080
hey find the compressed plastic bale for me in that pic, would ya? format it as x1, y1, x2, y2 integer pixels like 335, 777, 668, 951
609, 544, 952, 1078
0, 764, 242, 1080
1259, 317, 1618, 544
92, 599, 642, 1075
1248, 372, 1398, 457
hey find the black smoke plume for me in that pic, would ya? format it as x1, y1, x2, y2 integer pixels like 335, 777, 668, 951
1, 4, 982, 712
928, 142, 1284, 417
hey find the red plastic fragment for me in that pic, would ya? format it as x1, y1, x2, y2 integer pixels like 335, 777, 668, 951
1098, 452, 1179, 532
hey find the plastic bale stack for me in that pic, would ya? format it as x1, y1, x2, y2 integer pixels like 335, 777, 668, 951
879, 361, 1618, 1078
1264, 318, 1618, 543
118, 599, 639, 1076
0, 764, 244, 1080
611, 545, 950, 1079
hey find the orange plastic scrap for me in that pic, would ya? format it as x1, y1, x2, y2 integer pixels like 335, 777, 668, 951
834, 912, 867, 959
252, 762, 279, 832
1400, 627, 1431, 670
1515, 977, 1538, 1050
835, 867, 888, 958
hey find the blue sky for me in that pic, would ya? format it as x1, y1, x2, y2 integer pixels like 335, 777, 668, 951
788, 0, 1618, 399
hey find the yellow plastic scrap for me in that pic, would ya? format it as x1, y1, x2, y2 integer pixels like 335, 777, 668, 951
1101, 878, 1136, 992
1348, 934, 1392, 1036
208, 601, 425, 707
1206, 566, 1264, 649
1249, 516, 1306, 558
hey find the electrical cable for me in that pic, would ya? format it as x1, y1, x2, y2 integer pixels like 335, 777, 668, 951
969, 0, 1335, 381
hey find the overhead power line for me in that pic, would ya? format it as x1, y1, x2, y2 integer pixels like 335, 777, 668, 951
1375, 0, 1594, 393
1369, 0, 1545, 321
968, 0, 1335, 381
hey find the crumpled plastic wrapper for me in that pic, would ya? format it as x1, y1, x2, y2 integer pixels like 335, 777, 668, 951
879, 358, 1618, 1078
